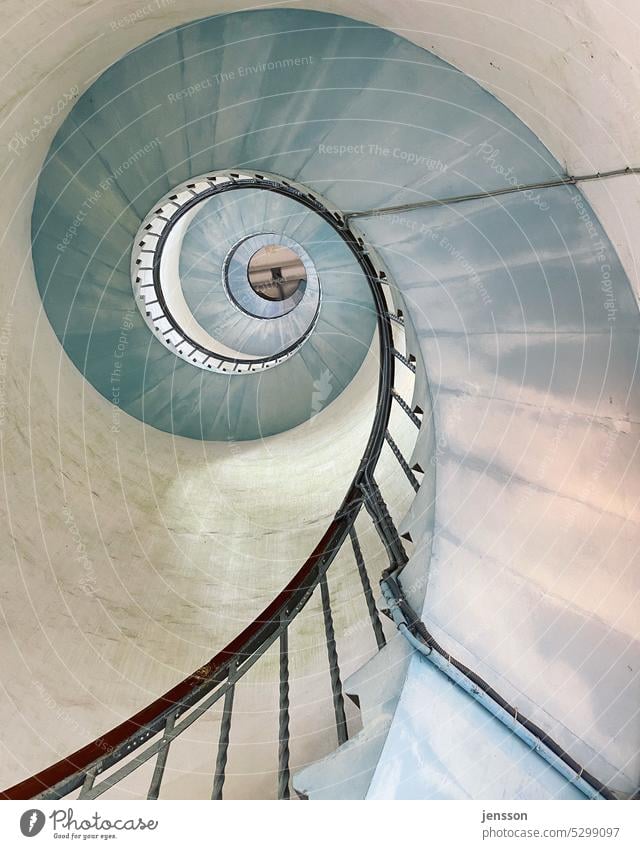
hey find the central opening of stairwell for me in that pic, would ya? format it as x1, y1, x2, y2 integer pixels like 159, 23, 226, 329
247, 244, 307, 301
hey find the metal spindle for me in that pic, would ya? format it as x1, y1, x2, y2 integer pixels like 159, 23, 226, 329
350, 527, 386, 650
211, 675, 236, 800
278, 618, 291, 800
392, 348, 416, 373
147, 712, 175, 799
78, 767, 96, 799
385, 431, 420, 492
362, 477, 409, 572
391, 388, 421, 428
320, 574, 348, 746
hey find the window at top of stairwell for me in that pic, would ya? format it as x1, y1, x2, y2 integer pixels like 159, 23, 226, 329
247, 244, 307, 302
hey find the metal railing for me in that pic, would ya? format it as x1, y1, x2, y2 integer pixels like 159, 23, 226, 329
1, 213, 421, 801
133, 172, 330, 374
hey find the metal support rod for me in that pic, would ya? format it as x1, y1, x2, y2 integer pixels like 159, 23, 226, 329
211, 677, 236, 800
385, 431, 420, 492
278, 620, 291, 800
361, 477, 409, 572
379, 575, 618, 801
392, 348, 416, 373
391, 388, 421, 428
320, 574, 348, 746
344, 165, 640, 222
78, 768, 96, 800
147, 712, 175, 800
350, 527, 386, 651
387, 311, 405, 326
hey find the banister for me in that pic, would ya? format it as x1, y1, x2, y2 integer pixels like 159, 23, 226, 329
1, 195, 407, 800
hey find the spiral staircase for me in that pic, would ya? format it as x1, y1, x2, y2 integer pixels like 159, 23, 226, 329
0, 5, 639, 801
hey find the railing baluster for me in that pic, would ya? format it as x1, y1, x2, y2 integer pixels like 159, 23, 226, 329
385, 431, 420, 492
278, 617, 291, 800
387, 311, 404, 326
391, 388, 421, 428
362, 477, 409, 572
211, 676, 236, 800
320, 574, 348, 746
147, 712, 175, 799
78, 767, 96, 799
349, 527, 386, 650
392, 348, 416, 372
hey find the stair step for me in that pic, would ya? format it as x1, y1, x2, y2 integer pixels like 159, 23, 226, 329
293, 636, 413, 799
